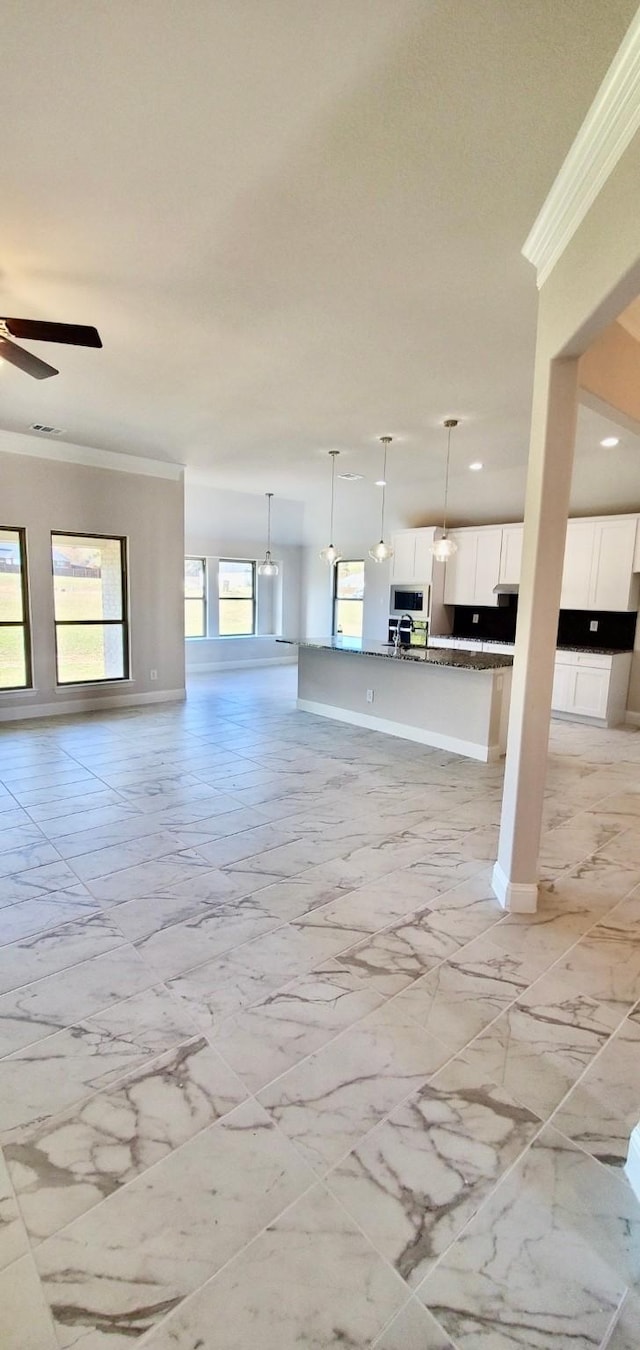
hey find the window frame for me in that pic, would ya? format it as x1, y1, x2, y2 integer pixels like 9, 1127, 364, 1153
184, 556, 207, 640
218, 558, 256, 637
333, 559, 365, 638
0, 525, 33, 692
51, 530, 130, 686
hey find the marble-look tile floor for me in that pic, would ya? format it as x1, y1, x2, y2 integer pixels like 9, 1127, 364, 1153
0, 666, 639, 1350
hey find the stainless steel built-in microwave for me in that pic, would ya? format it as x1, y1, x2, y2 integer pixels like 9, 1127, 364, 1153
390, 586, 427, 616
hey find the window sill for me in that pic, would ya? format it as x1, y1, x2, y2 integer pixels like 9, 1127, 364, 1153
186, 634, 280, 642
54, 679, 136, 691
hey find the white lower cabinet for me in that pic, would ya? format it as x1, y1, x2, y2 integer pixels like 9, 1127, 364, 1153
567, 666, 609, 720
552, 651, 632, 726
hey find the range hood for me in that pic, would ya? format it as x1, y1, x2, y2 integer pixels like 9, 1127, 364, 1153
493, 583, 519, 595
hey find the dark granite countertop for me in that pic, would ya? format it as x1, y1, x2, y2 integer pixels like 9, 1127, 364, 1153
431, 636, 632, 656
277, 637, 513, 671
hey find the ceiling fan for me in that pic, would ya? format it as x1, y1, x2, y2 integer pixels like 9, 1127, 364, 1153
0, 317, 102, 380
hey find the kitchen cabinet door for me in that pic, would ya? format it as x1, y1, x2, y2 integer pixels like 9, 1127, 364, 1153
568, 667, 609, 719
590, 517, 638, 610
413, 530, 435, 583
390, 532, 416, 582
560, 521, 595, 610
474, 528, 502, 605
443, 531, 476, 605
499, 525, 523, 584
551, 661, 571, 712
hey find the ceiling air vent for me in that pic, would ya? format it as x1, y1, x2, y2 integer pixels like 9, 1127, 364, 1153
30, 423, 65, 435
338, 472, 363, 481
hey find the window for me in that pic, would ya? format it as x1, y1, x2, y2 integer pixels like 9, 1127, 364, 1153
218, 559, 255, 636
333, 560, 365, 638
0, 527, 32, 690
51, 533, 129, 684
185, 558, 206, 638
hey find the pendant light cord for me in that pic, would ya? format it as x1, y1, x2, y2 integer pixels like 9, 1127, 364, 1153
329, 450, 338, 544
380, 439, 389, 538
266, 493, 272, 554
380, 437, 388, 537
442, 419, 457, 534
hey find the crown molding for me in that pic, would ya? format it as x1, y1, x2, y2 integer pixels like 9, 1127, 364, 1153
0, 428, 184, 480
523, 7, 640, 288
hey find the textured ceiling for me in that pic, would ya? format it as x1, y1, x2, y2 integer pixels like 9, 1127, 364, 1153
0, 0, 638, 537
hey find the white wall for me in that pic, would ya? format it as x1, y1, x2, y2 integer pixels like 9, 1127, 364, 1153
185, 482, 303, 670
0, 447, 185, 720
301, 544, 391, 642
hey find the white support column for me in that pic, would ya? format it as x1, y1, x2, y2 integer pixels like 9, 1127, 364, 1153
492, 354, 579, 912
625, 1121, 640, 1201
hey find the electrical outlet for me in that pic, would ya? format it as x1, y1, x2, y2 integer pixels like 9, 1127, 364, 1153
472, 613, 479, 624
150, 669, 158, 681
590, 620, 598, 632
366, 688, 374, 704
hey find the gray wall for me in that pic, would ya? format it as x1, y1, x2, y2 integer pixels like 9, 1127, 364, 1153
0, 450, 185, 719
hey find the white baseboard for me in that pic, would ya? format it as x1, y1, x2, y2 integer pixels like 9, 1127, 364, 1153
625, 710, 640, 727
0, 688, 186, 723
491, 861, 539, 913
296, 697, 500, 763
187, 656, 296, 674
625, 1123, 640, 1200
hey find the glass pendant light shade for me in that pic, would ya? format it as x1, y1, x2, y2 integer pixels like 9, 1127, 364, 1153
319, 543, 342, 565
430, 418, 459, 562
320, 451, 342, 565
258, 493, 279, 576
258, 553, 279, 577
431, 534, 458, 563
369, 437, 394, 562
369, 539, 393, 562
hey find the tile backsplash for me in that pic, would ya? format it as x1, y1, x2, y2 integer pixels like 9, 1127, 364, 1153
452, 602, 637, 651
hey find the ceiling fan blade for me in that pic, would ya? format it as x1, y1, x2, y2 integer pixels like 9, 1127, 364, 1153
2, 319, 102, 348
0, 336, 59, 379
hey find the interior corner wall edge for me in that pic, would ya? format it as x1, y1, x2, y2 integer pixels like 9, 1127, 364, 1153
0, 448, 185, 719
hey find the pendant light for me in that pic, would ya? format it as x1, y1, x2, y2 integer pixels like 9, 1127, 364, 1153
258, 493, 279, 576
319, 450, 342, 565
431, 418, 459, 562
369, 436, 394, 562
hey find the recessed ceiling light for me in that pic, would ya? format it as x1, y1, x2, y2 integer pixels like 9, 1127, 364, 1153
600, 436, 619, 447
469, 461, 483, 471
338, 472, 363, 481
375, 479, 386, 487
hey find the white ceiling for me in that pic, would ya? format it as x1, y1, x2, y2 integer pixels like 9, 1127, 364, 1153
0, 0, 638, 542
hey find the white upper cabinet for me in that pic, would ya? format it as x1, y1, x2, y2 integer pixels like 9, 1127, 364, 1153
590, 517, 639, 611
390, 529, 436, 583
560, 521, 595, 609
474, 529, 503, 605
390, 531, 418, 582
498, 525, 524, 584
413, 530, 436, 583
560, 516, 639, 611
443, 528, 501, 606
443, 530, 477, 605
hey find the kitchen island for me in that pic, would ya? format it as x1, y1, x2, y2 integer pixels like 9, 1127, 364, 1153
277, 638, 513, 762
